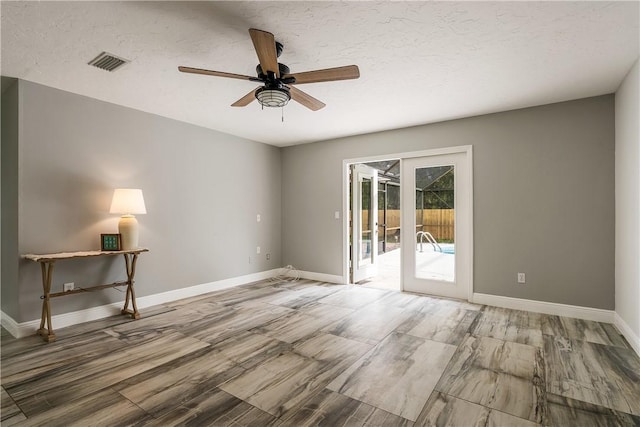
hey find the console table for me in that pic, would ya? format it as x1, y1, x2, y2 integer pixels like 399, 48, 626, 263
22, 248, 149, 342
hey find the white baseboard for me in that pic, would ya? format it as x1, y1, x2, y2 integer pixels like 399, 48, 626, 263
1, 268, 281, 339
135, 268, 281, 309
1, 311, 22, 339
3, 302, 126, 339
293, 270, 346, 284
472, 293, 615, 323
614, 312, 640, 357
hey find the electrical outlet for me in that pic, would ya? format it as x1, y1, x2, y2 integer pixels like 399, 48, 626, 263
256, 246, 261, 254
248, 256, 252, 264
257, 214, 261, 222
517, 273, 526, 284
63, 282, 75, 292
266, 253, 271, 260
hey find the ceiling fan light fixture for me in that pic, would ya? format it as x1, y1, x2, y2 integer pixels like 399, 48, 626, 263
255, 86, 291, 108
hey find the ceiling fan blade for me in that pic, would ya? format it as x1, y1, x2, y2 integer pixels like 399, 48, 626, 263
289, 86, 326, 111
178, 66, 257, 81
231, 89, 258, 107
284, 65, 360, 85
249, 28, 279, 77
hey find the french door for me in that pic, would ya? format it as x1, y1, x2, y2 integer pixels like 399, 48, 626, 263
401, 152, 471, 299
351, 164, 378, 283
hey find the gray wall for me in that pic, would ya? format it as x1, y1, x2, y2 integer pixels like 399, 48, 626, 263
282, 96, 615, 309
1, 78, 20, 320
12, 80, 281, 323
3, 80, 618, 323
615, 58, 640, 338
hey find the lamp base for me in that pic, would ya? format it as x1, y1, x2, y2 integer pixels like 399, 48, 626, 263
118, 215, 139, 250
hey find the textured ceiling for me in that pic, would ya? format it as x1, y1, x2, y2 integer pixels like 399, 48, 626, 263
1, 1, 638, 147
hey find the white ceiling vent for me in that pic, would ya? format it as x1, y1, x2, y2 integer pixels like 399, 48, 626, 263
88, 52, 129, 72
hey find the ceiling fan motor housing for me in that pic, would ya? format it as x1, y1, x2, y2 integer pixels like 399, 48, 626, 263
256, 63, 291, 81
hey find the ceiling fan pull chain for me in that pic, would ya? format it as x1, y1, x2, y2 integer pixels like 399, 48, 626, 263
282, 107, 284, 123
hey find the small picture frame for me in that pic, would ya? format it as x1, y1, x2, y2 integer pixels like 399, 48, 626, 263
101, 233, 121, 251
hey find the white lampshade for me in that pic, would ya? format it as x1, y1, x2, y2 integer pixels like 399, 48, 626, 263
109, 189, 147, 215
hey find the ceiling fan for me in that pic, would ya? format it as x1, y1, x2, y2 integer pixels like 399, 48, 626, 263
178, 28, 360, 111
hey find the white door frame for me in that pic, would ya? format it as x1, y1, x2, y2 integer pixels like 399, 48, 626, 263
402, 152, 471, 299
342, 145, 473, 300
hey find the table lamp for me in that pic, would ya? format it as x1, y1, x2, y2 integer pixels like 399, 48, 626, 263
109, 188, 146, 250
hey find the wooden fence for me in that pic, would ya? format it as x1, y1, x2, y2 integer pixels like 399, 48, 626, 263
418, 209, 454, 241
362, 209, 454, 242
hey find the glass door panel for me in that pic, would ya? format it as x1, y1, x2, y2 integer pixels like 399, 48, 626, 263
415, 165, 455, 282
360, 177, 372, 266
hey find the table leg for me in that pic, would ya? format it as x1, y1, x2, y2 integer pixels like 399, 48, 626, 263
121, 253, 141, 320
38, 261, 56, 342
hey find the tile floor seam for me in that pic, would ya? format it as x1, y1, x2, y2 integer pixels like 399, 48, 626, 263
436, 391, 545, 426
113, 386, 155, 420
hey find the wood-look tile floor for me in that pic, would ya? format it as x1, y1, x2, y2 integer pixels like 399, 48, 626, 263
2, 279, 639, 426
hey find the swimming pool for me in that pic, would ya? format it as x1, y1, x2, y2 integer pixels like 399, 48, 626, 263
440, 244, 455, 255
